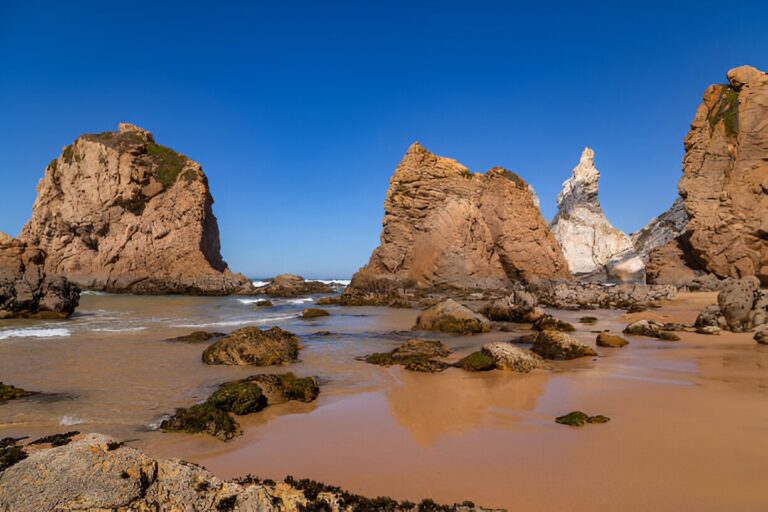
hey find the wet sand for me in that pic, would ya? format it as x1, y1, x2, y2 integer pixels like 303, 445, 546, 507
2, 292, 768, 510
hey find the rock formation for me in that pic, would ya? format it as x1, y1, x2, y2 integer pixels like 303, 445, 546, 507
550, 148, 645, 282
254, 274, 333, 297
697, 276, 768, 333
642, 65, 768, 285
0, 433, 497, 511
630, 197, 688, 259
0, 234, 79, 319
345, 142, 570, 300
19, 123, 253, 295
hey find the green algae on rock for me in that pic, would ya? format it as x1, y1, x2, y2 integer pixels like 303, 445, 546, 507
555, 411, 611, 427
455, 351, 496, 372
0, 383, 35, 403
202, 326, 300, 366
364, 339, 452, 373
161, 403, 242, 441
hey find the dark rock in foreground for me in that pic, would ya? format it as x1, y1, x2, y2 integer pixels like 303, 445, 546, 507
0, 433, 501, 511
555, 411, 610, 427
0, 234, 80, 319
202, 326, 299, 366
0, 382, 35, 403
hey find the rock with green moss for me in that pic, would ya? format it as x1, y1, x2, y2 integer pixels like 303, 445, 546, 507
455, 351, 496, 372
532, 314, 575, 332
555, 411, 611, 427
531, 331, 596, 360
202, 326, 299, 366
301, 308, 330, 319
596, 332, 629, 348
206, 382, 267, 415
165, 331, 225, 343
243, 373, 320, 404
160, 403, 241, 441
415, 299, 490, 335
364, 339, 452, 373
0, 383, 35, 403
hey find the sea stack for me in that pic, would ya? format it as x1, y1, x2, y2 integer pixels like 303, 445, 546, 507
346, 142, 570, 299
550, 148, 644, 282
19, 123, 253, 295
641, 65, 768, 285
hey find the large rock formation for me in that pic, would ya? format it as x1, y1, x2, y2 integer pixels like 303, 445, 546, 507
19, 123, 253, 295
643, 65, 768, 285
550, 148, 644, 282
0, 234, 79, 319
630, 197, 689, 259
346, 142, 570, 299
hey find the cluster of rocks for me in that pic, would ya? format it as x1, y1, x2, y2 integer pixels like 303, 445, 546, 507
530, 281, 676, 311
695, 277, 768, 342
254, 274, 333, 297
0, 233, 80, 319
0, 434, 498, 511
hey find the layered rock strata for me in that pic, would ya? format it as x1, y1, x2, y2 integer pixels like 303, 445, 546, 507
550, 148, 644, 282
345, 142, 570, 301
19, 123, 253, 295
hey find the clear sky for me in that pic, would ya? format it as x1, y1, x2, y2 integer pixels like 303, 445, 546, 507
1, 1, 766, 278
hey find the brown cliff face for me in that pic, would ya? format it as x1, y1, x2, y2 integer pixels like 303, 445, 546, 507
19, 123, 252, 295
0, 234, 80, 318
647, 65, 768, 285
347, 143, 570, 296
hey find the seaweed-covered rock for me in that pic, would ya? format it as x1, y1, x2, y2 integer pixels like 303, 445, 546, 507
480, 287, 543, 322
165, 331, 225, 343
0, 442, 27, 473
531, 331, 597, 360
206, 382, 268, 415
480, 342, 542, 372
0, 236, 80, 319
555, 411, 610, 427
365, 339, 451, 373
202, 327, 299, 366
28, 432, 80, 448
301, 308, 330, 319
623, 320, 681, 341
0, 382, 35, 403
579, 316, 598, 324
455, 351, 496, 372
160, 403, 241, 441
532, 315, 575, 332
254, 274, 332, 297
415, 299, 490, 335
242, 373, 320, 404
596, 333, 629, 348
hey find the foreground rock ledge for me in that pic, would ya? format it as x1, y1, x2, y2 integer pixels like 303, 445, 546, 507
18, 123, 253, 295
0, 433, 502, 511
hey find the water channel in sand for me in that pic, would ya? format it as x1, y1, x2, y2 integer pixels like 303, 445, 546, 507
1, 291, 767, 510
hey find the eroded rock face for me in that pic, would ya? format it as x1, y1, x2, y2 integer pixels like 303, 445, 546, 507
0, 235, 79, 319
346, 142, 570, 299
19, 123, 253, 295
550, 148, 644, 282
643, 65, 768, 285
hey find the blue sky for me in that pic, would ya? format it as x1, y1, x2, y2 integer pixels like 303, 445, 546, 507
1, 1, 766, 278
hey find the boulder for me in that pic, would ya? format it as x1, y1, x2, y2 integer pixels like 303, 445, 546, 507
550, 148, 645, 282
480, 287, 544, 322
717, 276, 767, 332
301, 308, 330, 319
530, 331, 597, 360
202, 327, 300, 366
18, 123, 253, 295
254, 274, 333, 297
623, 320, 680, 341
414, 299, 491, 335
0, 235, 79, 319
241, 374, 320, 404
0, 434, 498, 511
345, 142, 570, 300
365, 339, 451, 373
532, 314, 575, 332
455, 351, 497, 372
596, 333, 629, 348
480, 342, 543, 372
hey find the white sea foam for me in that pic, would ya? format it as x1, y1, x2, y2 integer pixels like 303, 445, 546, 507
283, 297, 314, 305
91, 327, 148, 333
146, 414, 171, 431
172, 314, 298, 329
251, 280, 270, 288
0, 328, 71, 341
315, 279, 351, 286
237, 298, 268, 305
81, 290, 108, 296
59, 415, 86, 426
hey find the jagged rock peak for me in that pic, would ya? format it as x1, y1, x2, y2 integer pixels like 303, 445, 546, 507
631, 197, 689, 260
726, 65, 765, 90
345, 143, 570, 299
550, 147, 645, 282
19, 123, 253, 295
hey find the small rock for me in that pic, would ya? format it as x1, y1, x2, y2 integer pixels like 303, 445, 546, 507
301, 308, 330, 319
414, 299, 491, 335
480, 288, 543, 323
754, 327, 768, 344
596, 333, 629, 348
455, 351, 496, 372
555, 411, 611, 427
481, 342, 542, 372
253, 274, 333, 297
254, 300, 273, 307
364, 339, 451, 373
579, 316, 598, 324
696, 326, 721, 335
165, 331, 224, 343
532, 315, 576, 332
531, 331, 597, 360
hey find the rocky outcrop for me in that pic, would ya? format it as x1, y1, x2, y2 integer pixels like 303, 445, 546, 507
18, 123, 253, 295
530, 281, 676, 310
255, 274, 333, 297
0, 235, 79, 319
642, 65, 768, 285
346, 142, 570, 300
365, 339, 452, 373
550, 148, 644, 282
530, 331, 597, 360
0, 434, 497, 511
414, 299, 491, 334
202, 327, 300, 366
631, 197, 689, 260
